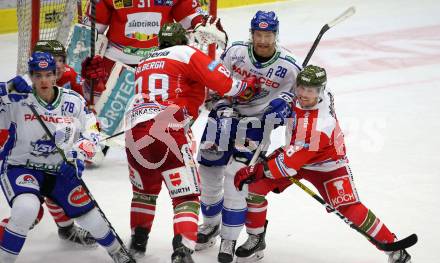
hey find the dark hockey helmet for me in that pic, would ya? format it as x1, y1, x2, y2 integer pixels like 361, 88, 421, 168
251, 11, 279, 33
297, 65, 327, 91
28, 52, 56, 74
158, 23, 188, 49
33, 40, 66, 58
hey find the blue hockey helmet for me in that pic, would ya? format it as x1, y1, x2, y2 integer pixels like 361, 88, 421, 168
28, 51, 56, 74
250, 11, 279, 32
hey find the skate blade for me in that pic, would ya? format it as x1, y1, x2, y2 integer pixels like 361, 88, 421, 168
236, 251, 264, 263
195, 238, 217, 251
60, 238, 99, 249
129, 249, 145, 259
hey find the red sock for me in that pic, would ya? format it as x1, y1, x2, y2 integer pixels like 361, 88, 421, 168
245, 200, 268, 235
45, 198, 73, 227
339, 203, 395, 246
172, 197, 199, 249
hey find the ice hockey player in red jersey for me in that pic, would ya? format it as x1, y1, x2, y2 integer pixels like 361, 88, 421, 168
82, 0, 228, 84
233, 65, 413, 263
124, 23, 260, 263
0, 40, 97, 248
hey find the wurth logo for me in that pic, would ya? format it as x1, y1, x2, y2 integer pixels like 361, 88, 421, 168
169, 172, 181, 186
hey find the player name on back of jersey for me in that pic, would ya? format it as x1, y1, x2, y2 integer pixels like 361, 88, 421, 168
136, 61, 166, 74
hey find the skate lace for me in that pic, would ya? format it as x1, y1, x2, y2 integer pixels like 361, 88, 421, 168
241, 234, 259, 250
112, 249, 131, 263
198, 224, 217, 235
220, 239, 235, 254
68, 226, 94, 244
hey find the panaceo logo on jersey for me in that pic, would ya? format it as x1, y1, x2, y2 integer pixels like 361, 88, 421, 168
24, 114, 74, 124
232, 65, 280, 88
16, 174, 39, 190
125, 13, 162, 41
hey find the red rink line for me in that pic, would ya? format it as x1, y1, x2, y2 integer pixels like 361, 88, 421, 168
336, 77, 440, 95
286, 25, 440, 77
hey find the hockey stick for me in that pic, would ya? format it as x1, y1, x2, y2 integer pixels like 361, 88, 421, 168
287, 176, 418, 251
101, 130, 124, 142
26, 103, 135, 261
302, 6, 355, 67
89, 0, 96, 108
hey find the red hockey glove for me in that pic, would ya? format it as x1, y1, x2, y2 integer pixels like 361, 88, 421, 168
193, 15, 228, 50
237, 76, 261, 102
81, 55, 108, 84
234, 162, 266, 191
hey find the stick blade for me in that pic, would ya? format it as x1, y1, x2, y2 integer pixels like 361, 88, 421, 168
378, 234, 418, 252
327, 6, 356, 28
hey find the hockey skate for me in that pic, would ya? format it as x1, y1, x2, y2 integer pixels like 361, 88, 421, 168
58, 224, 97, 247
195, 223, 220, 251
217, 238, 236, 263
109, 246, 136, 263
129, 227, 149, 258
388, 249, 412, 263
235, 221, 268, 263
172, 234, 195, 263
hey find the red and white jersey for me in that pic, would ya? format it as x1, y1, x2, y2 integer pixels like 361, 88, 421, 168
89, 0, 204, 64
267, 91, 348, 179
57, 65, 85, 97
127, 45, 248, 127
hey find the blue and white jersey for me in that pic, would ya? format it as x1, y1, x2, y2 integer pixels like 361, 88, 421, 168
220, 41, 302, 117
0, 87, 100, 173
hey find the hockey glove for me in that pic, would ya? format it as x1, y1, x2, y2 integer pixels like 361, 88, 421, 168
236, 76, 261, 102
234, 162, 266, 191
81, 55, 108, 85
0, 76, 32, 96
59, 159, 85, 183
263, 92, 295, 126
193, 15, 228, 50
72, 139, 99, 161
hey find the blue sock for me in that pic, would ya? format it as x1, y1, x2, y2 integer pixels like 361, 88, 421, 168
0, 227, 26, 260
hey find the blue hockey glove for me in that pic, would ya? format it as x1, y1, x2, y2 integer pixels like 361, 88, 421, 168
0, 76, 32, 96
59, 159, 85, 183
9, 76, 32, 93
263, 92, 295, 126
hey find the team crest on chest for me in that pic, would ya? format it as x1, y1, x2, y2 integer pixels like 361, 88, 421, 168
30, 135, 57, 157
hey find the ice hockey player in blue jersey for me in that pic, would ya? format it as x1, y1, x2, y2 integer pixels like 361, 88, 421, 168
0, 52, 135, 263
196, 10, 301, 263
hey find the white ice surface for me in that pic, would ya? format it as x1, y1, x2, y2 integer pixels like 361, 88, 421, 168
1, 0, 440, 262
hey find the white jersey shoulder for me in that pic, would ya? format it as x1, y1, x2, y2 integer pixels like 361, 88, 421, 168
221, 41, 302, 117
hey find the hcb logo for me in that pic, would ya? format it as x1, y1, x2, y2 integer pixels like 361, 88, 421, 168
68, 186, 91, 207
169, 172, 181, 186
